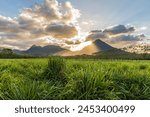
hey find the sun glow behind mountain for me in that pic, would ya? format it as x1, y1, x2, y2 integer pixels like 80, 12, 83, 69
70, 41, 92, 52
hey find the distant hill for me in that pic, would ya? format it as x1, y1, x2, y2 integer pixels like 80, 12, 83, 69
13, 45, 67, 56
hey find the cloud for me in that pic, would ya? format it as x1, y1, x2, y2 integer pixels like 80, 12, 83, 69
103, 25, 135, 35
0, 15, 18, 33
65, 40, 81, 45
140, 26, 147, 31
0, 0, 80, 49
110, 35, 142, 43
82, 21, 89, 25
87, 25, 136, 41
106, 34, 146, 48
45, 23, 78, 39
86, 30, 109, 41
85, 25, 147, 48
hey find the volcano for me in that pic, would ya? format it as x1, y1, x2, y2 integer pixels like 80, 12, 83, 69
59, 39, 115, 56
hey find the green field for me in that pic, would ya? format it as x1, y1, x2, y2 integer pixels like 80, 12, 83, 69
0, 58, 150, 100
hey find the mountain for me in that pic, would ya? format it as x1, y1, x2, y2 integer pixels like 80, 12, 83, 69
14, 45, 67, 56
13, 39, 127, 57
81, 39, 114, 53
59, 39, 115, 56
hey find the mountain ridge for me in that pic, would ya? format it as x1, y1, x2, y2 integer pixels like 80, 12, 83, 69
13, 39, 127, 56
13, 45, 67, 56
59, 39, 115, 56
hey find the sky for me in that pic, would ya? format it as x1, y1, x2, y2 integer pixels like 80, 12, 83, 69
0, 0, 150, 50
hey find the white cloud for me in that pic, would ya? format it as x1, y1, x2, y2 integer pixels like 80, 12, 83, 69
82, 21, 89, 25
0, 0, 81, 49
140, 26, 147, 30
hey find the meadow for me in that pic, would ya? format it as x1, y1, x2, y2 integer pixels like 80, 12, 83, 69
0, 57, 150, 100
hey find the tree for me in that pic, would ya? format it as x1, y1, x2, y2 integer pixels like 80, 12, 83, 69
2, 48, 13, 55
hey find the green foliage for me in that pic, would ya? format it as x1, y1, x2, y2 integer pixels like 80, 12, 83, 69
0, 48, 35, 59
0, 58, 150, 100
1, 48, 13, 55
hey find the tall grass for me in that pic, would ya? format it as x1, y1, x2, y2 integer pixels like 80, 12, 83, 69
0, 58, 150, 100
42, 56, 67, 84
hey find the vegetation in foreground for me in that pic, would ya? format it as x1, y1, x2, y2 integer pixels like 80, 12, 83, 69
0, 57, 150, 100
